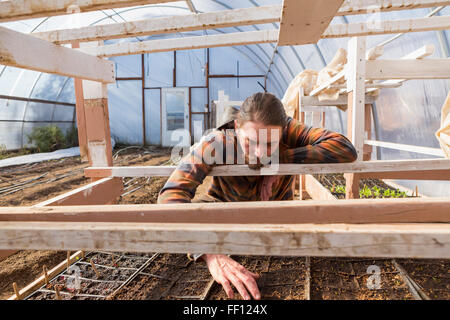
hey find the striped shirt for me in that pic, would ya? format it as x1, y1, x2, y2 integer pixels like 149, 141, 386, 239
157, 117, 357, 203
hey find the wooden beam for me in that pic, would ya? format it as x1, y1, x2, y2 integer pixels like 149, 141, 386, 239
278, 0, 344, 45
346, 36, 366, 160
1, 198, 450, 224
337, 0, 450, 16
33, 5, 281, 44
0, 27, 115, 83
79, 30, 279, 57
304, 175, 337, 200
323, 15, 450, 39
33, 177, 123, 207
366, 59, 450, 79
359, 170, 450, 180
366, 44, 434, 93
83, 158, 450, 178
365, 140, 445, 157
81, 60, 113, 168
301, 94, 376, 106
71, 41, 89, 161
0, 0, 175, 22
0, 221, 449, 259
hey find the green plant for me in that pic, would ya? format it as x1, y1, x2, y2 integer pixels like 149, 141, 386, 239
27, 125, 66, 152
64, 125, 79, 148
359, 184, 372, 198
335, 185, 345, 194
372, 185, 381, 198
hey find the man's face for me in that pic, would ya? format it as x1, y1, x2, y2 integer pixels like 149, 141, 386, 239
234, 120, 282, 169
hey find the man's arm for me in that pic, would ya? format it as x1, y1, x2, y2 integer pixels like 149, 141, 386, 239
157, 132, 222, 204
282, 118, 358, 164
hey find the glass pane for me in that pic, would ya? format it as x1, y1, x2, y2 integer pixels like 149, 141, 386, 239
166, 91, 185, 131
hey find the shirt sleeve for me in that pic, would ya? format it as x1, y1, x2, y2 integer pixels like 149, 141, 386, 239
281, 118, 358, 164
157, 131, 226, 204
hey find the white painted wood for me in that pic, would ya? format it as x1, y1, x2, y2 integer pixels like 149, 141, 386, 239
365, 140, 445, 157
161, 87, 189, 147
1, 221, 448, 258
79, 30, 279, 57
0, 26, 114, 83
323, 15, 450, 38
309, 70, 345, 97
346, 37, 366, 161
84, 158, 450, 177
366, 59, 450, 79
33, 5, 282, 44
337, 0, 450, 16
366, 44, 435, 92
0, 0, 175, 22
301, 95, 376, 106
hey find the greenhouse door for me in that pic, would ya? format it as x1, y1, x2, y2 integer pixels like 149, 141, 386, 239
161, 87, 189, 147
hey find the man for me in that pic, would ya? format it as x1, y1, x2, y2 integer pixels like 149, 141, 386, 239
158, 92, 357, 300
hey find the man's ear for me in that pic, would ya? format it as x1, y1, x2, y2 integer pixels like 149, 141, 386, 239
234, 119, 238, 129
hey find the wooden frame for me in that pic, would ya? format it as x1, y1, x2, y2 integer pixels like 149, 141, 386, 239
83, 159, 450, 178
33, 5, 281, 44
0, 0, 175, 22
0, 221, 448, 259
0, 26, 115, 83
78, 30, 279, 57
2, 1, 450, 265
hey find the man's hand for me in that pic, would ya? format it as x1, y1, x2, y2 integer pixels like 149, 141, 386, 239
202, 254, 261, 300
261, 175, 280, 201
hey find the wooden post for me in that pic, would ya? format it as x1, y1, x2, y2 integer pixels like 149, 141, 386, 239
80, 41, 114, 180
345, 36, 366, 199
66, 251, 70, 270
71, 41, 89, 162
54, 285, 62, 300
363, 103, 373, 161
90, 260, 100, 278
43, 265, 49, 285
12, 282, 21, 300
298, 87, 307, 200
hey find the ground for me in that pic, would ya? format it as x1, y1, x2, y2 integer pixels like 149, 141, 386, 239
0, 147, 448, 300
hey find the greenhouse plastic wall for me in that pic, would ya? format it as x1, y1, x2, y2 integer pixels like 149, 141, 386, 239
0, 0, 449, 196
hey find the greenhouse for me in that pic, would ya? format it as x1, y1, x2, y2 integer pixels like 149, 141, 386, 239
0, 0, 449, 302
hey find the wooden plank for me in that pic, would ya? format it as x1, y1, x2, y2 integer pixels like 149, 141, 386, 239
0, 0, 175, 22
366, 45, 435, 93
71, 41, 89, 161
33, 177, 123, 207
337, 0, 450, 16
82, 72, 113, 168
301, 94, 376, 106
278, 0, 344, 45
79, 30, 279, 57
365, 140, 445, 157
347, 37, 366, 160
34, 5, 281, 44
1, 198, 450, 224
323, 15, 450, 39
0, 221, 449, 259
83, 158, 450, 178
7, 250, 84, 300
0, 26, 115, 83
359, 170, 450, 180
305, 174, 337, 200
366, 59, 450, 79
